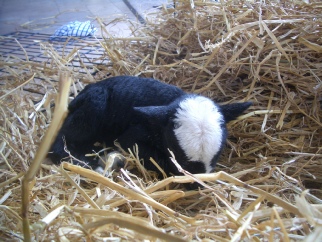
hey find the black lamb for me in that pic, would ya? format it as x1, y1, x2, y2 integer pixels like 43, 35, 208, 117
48, 76, 251, 176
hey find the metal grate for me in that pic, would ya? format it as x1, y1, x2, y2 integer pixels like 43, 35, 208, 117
0, 32, 110, 101
0, 31, 107, 74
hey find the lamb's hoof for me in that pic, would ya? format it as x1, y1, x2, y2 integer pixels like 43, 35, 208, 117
109, 151, 126, 171
96, 151, 126, 176
43, 157, 54, 165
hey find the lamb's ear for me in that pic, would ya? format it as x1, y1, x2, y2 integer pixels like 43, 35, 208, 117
133, 106, 170, 126
220, 102, 252, 122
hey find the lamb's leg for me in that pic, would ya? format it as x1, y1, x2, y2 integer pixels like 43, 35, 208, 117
116, 125, 178, 176
48, 130, 98, 168
48, 86, 108, 169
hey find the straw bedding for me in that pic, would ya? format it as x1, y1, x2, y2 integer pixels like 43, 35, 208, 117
1, 0, 322, 241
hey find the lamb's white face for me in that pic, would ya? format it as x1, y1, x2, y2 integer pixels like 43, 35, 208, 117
173, 96, 224, 173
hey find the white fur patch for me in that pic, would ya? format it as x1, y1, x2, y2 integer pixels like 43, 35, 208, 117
174, 96, 224, 173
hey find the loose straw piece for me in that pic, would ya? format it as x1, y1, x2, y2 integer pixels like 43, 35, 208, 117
62, 162, 195, 224
0, 73, 35, 100
21, 73, 71, 242
145, 171, 301, 217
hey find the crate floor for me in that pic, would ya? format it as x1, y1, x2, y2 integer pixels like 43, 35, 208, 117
0, 31, 109, 101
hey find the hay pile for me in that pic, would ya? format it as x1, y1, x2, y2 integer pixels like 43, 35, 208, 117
1, 0, 322, 241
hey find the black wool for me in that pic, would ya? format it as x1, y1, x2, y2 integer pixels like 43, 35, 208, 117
48, 76, 251, 176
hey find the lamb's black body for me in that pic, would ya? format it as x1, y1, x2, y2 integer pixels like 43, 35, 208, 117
49, 76, 187, 174
49, 76, 251, 176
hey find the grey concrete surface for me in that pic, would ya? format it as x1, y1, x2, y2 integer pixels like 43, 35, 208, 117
0, 0, 167, 36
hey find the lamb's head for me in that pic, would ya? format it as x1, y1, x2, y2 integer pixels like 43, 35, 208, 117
134, 95, 251, 174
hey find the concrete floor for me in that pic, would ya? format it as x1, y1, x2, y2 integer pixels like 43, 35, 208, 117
0, 0, 167, 36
